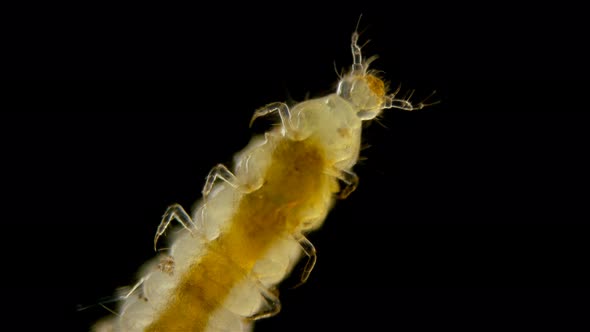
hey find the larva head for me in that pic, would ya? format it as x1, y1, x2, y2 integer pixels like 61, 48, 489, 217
338, 31, 388, 120
337, 73, 387, 120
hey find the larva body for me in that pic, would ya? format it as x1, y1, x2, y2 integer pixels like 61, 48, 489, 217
93, 31, 425, 332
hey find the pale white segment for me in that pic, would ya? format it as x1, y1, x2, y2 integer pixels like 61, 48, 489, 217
168, 230, 207, 275
142, 270, 177, 311
205, 306, 247, 332
221, 277, 264, 317
91, 318, 115, 332
253, 235, 302, 287
117, 294, 155, 332
193, 182, 242, 241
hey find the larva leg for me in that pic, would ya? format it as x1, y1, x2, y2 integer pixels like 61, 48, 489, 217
249, 102, 293, 136
154, 204, 196, 251
336, 169, 359, 199
292, 234, 317, 288
325, 167, 359, 199
247, 286, 281, 321
202, 163, 240, 199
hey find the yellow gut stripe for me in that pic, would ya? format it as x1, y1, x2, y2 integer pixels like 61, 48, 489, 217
146, 137, 338, 331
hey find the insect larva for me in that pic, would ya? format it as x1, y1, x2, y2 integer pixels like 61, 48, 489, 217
92, 29, 430, 332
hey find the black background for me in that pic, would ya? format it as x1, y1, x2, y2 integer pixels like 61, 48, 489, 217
2, 3, 589, 332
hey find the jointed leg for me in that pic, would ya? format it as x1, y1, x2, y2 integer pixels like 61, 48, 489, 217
336, 169, 359, 199
202, 164, 240, 199
326, 167, 359, 200
292, 234, 317, 288
247, 286, 281, 321
154, 203, 196, 251
249, 102, 293, 136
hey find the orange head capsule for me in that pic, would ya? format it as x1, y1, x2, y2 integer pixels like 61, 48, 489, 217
337, 72, 387, 120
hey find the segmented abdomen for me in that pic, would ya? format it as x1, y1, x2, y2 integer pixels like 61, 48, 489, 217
101, 130, 339, 332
